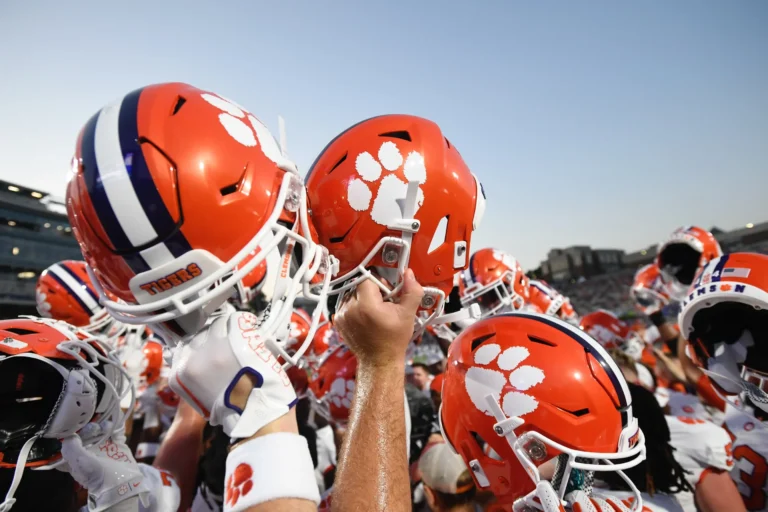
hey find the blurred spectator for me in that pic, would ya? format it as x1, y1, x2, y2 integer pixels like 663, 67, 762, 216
417, 442, 479, 512
411, 362, 433, 395
429, 373, 444, 411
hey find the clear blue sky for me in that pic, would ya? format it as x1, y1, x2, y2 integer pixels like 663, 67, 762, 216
1, 0, 766, 269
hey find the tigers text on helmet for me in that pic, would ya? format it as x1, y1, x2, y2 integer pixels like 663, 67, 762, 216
439, 313, 645, 509
305, 115, 486, 337
65, 83, 334, 364
679, 252, 768, 413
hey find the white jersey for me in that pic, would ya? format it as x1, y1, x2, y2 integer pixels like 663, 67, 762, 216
315, 424, 337, 492
722, 402, 768, 511
656, 388, 715, 422
665, 415, 734, 512
137, 464, 181, 512
635, 363, 656, 391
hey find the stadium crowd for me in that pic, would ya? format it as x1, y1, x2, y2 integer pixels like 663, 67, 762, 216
0, 83, 766, 512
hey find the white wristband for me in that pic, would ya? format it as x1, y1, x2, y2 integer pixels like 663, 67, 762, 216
223, 433, 320, 511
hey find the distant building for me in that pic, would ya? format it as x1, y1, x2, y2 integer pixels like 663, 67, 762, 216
623, 245, 656, 267
538, 222, 768, 283
0, 180, 81, 316
539, 246, 625, 282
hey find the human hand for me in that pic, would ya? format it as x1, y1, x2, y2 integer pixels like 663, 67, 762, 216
60, 433, 150, 512
334, 268, 424, 367
168, 311, 297, 440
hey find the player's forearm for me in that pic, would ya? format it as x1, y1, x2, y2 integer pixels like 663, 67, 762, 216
695, 470, 747, 512
153, 401, 206, 512
333, 361, 410, 512
677, 332, 703, 385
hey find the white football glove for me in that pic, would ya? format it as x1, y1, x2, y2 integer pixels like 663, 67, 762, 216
633, 284, 670, 317
169, 311, 297, 439
60, 432, 150, 512
513, 481, 566, 512
565, 490, 635, 512
137, 384, 161, 430
136, 464, 181, 512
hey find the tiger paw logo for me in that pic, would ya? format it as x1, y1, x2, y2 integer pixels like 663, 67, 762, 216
201, 93, 282, 164
676, 416, 705, 425
35, 290, 52, 318
347, 142, 427, 225
225, 463, 254, 506
465, 343, 545, 418
492, 250, 515, 270
329, 377, 355, 410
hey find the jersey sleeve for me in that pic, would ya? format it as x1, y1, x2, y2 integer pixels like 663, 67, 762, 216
137, 463, 181, 512
665, 416, 734, 489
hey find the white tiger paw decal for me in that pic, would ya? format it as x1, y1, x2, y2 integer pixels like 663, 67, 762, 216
347, 142, 427, 225
329, 377, 355, 409
201, 93, 283, 164
492, 250, 516, 269
465, 343, 545, 418
36, 290, 52, 318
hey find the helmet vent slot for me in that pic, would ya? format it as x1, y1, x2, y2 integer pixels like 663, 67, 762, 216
4, 328, 37, 336
328, 153, 347, 175
171, 96, 187, 116
471, 333, 496, 352
220, 182, 239, 196
378, 130, 411, 142
527, 335, 556, 347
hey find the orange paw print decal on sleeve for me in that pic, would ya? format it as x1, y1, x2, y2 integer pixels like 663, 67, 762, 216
676, 416, 705, 425
225, 463, 254, 506
724, 442, 734, 467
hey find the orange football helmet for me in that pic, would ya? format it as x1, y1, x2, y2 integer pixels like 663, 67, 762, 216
0, 317, 130, 507
36, 260, 123, 340
139, 340, 164, 386
229, 248, 269, 309
679, 252, 768, 413
527, 280, 579, 324
156, 383, 181, 416
308, 320, 340, 367
286, 365, 310, 398
656, 226, 722, 300
305, 115, 486, 334
285, 309, 311, 355
630, 263, 672, 316
439, 313, 645, 506
461, 248, 529, 318
579, 310, 645, 361
308, 345, 357, 425
65, 83, 333, 362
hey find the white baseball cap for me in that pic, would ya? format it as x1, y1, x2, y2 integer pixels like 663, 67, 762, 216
418, 442, 474, 494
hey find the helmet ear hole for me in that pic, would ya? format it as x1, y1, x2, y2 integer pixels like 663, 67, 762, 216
427, 216, 448, 255
0, 358, 63, 440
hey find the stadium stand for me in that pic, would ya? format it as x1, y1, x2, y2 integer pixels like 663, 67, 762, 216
552, 222, 768, 317
0, 180, 80, 317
